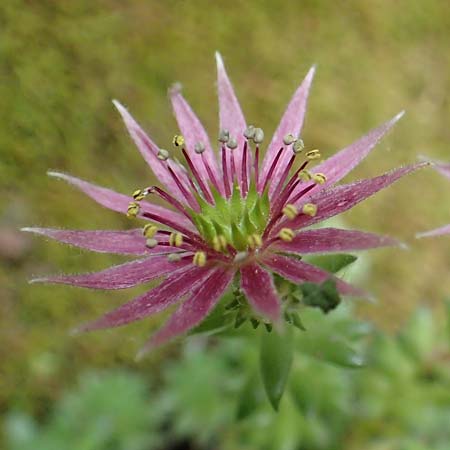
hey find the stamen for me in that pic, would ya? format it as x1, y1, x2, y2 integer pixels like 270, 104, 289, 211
282, 204, 298, 220
279, 228, 295, 242
253, 128, 264, 144
181, 149, 214, 204
287, 183, 317, 205
271, 153, 296, 201
150, 185, 196, 220
212, 235, 227, 252
298, 170, 312, 181
306, 149, 321, 160
167, 165, 199, 211
247, 234, 262, 250
143, 223, 158, 238
241, 140, 249, 197
312, 172, 327, 185
302, 203, 317, 217
172, 134, 185, 148
127, 201, 140, 218
169, 232, 184, 247
145, 238, 158, 248
193, 251, 207, 267
260, 147, 283, 193
218, 129, 230, 143
132, 189, 147, 201
157, 149, 170, 161
221, 146, 231, 198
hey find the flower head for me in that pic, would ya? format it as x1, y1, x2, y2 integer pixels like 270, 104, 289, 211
417, 161, 450, 238
25, 53, 425, 354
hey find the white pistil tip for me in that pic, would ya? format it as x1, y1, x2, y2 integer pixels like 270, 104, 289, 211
253, 128, 264, 144
218, 129, 230, 143
279, 228, 295, 242
168, 253, 182, 262
243, 125, 255, 139
194, 142, 206, 154
227, 137, 238, 150
293, 138, 305, 153
157, 149, 170, 161
302, 203, 317, 217
145, 238, 158, 248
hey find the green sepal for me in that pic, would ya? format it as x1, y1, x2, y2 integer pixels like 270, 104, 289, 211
231, 222, 247, 251
300, 279, 341, 313
230, 183, 243, 222
260, 327, 294, 411
241, 207, 257, 235
196, 215, 216, 243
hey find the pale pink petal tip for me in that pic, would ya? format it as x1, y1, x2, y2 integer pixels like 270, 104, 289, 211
416, 224, 450, 239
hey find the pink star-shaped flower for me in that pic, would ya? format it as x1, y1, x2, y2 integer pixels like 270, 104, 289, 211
24, 53, 425, 353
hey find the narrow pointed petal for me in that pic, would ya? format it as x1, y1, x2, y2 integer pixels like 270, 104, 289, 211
21, 228, 172, 255
77, 265, 213, 332
170, 86, 222, 194
240, 263, 281, 323
260, 66, 316, 195
434, 163, 450, 180
417, 224, 450, 238
48, 171, 193, 230
278, 163, 427, 233
263, 254, 366, 297
144, 267, 234, 350
216, 52, 247, 184
113, 100, 190, 203
31, 255, 190, 290
289, 112, 404, 202
273, 228, 403, 254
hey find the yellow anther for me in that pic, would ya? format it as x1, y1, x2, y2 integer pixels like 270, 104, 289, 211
169, 232, 184, 247
302, 203, 318, 217
247, 234, 262, 250
193, 251, 207, 267
168, 253, 182, 262
306, 149, 321, 160
127, 201, 140, 218
282, 204, 298, 220
298, 170, 312, 181
279, 228, 295, 242
145, 238, 158, 248
143, 223, 158, 238
132, 188, 149, 201
212, 235, 227, 252
312, 173, 327, 185
172, 134, 185, 148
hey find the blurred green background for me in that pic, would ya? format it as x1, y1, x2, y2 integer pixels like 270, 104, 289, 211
1, 0, 450, 449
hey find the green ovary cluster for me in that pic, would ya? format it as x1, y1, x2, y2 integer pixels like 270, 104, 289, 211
190, 181, 270, 252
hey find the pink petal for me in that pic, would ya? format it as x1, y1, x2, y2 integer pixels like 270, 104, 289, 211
260, 66, 316, 195
240, 263, 281, 323
262, 254, 365, 297
48, 171, 194, 230
143, 267, 234, 350
216, 52, 247, 184
31, 255, 191, 290
289, 112, 404, 203
417, 223, 450, 238
21, 228, 172, 255
276, 163, 427, 233
170, 86, 222, 194
434, 163, 450, 180
273, 228, 402, 254
77, 265, 213, 332
113, 100, 191, 203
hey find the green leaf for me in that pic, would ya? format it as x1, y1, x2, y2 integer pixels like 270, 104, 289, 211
260, 327, 293, 411
236, 372, 262, 420
300, 279, 341, 313
305, 254, 357, 274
